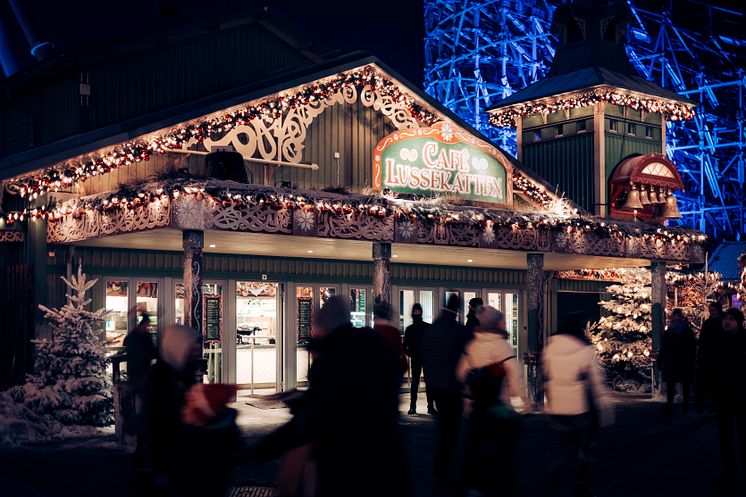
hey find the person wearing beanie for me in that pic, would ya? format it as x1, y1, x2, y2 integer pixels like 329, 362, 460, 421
706, 307, 746, 480
542, 312, 613, 497
465, 297, 483, 340
456, 305, 527, 496
696, 301, 723, 413
403, 303, 435, 415
421, 293, 468, 484
373, 300, 408, 376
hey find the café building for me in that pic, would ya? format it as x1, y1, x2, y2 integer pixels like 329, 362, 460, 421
0, 10, 704, 404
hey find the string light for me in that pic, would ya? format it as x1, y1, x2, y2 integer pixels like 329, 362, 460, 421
3, 178, 707, 248
489, 88, 696, 128
5, 66, 440, 200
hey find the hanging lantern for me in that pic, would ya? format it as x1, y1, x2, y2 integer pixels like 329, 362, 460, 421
660, 193, 682, 219
622, 184, 644, 210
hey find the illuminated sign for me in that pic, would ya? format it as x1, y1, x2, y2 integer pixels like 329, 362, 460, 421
373, 122, 512, 204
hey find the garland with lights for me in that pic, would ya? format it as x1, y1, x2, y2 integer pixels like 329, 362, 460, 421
5, 65, 439, 200
739, 252, 746, 303
489, 88, 695, 128
556, 268, 624, 281
4, 178, 707, 250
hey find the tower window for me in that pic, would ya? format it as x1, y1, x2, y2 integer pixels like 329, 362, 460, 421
609, 119, 618, 132
627, 122, 636, 135
534, 130, 541, 141
577, 120, 587, 132
555, 124, 564, 137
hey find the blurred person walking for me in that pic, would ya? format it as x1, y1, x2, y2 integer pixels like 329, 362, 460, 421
696, 302, 722, 413
704, 308, 746, 482
422, 294, 469, 485
542, 312, 614, 497
252, 296, 408, 497
465, 297, 483, 341
660, 308, 697, 415
141, 325, 239, 497
373, 300, 408, 377
457, 305, 528, 497
124, 312, 156, 471
403, 303, 435, 415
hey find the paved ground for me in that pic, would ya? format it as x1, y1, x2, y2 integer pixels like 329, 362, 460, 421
0, 393, 743, 497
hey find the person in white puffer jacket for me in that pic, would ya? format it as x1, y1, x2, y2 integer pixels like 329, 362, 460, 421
543, 312, 614, 497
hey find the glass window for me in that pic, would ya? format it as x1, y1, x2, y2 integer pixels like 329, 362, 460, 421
533, 130, 541, 141
577, 120, 587, 132
399, 289, 416, 330
645, 126, 653, 138
627, 122, 636, 135
609, 119, 618, 132
320, 287, 336, 308
136, 281, 158, 333
236, 282, 277, 389
555, 124, 563, 137
297, 286, 314, 384
105, 280, 129, 348
505, 292, 519, 348
487, 291, 502, 311
349, 288, 368, 328
420, 291, 434, 324
463, 291, 478, 324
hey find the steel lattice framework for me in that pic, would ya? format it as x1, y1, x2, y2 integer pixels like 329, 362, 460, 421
424, 0, 746, 240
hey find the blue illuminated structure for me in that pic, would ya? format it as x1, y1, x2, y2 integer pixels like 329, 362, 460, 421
424, 0, 745, 239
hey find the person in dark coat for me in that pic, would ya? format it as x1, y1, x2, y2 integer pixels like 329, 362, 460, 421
465, 297, 483, 340
373, 300, 408, 377
660, 308, 697, 415
255, 296, 408, 497
704, 308, 746, 480
696, 301, 722, 413
421, 294, 469, 484
403, 303, 435, 415
123, 313, 156, 469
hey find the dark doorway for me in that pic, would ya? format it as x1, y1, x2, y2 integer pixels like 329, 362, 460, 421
556, 291, 601, 332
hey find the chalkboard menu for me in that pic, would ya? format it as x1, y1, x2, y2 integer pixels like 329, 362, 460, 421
297, 297, 313, 341
203, 294, 222, 341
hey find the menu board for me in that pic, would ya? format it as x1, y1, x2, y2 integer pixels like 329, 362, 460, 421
297, 297, 313, 341
203, 294, 222, 341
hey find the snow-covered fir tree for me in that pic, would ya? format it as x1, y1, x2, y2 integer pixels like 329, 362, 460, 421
590, 268, 653, 392
10, 264, 113, 425
667, 271, 723, 332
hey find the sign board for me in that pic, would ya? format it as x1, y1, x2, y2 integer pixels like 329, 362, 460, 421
203, 294, 223, 341
373, 122, 512, 205
297, 297, 313, 341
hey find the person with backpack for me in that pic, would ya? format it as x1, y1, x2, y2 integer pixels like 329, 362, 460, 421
456, 305, 527, 497
542, 312, 613, 497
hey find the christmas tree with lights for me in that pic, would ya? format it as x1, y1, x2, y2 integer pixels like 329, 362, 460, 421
590, 269, 653, 392
10, 264, 113, 425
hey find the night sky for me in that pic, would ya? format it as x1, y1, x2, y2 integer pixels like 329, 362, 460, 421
2, 0, 426, 85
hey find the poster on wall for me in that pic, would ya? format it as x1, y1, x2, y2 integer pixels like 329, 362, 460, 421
203, 294, 223, 342
373, 122, 512, 206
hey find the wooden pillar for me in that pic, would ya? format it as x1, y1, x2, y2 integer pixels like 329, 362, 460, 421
372, 242, 392, 305
651, 260, 667, 396
183, 230, 204, 337
28, 217, 47, 330
525, 252, 545, 411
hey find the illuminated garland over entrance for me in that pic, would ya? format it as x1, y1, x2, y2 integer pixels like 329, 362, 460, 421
488, 88, 696, 128
6, 66, 439, 200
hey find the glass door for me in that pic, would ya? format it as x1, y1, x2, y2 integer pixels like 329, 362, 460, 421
235, 281, 279, 394
175, 281, 225, 384
485, 289, 521, 349
398, 288, 436, 331
105, 280, 129, 350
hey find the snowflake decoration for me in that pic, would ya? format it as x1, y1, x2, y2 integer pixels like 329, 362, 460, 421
296, 209, 315, 232
482, 225, 496, 244
398, 220, 415, 239
440, 123, 454, 141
